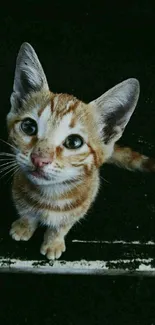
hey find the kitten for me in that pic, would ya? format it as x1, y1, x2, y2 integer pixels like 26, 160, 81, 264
6, 43, 154, 260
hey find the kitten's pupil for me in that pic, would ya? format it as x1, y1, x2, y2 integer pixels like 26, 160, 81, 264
21, 118, 37, 136
64, 134, 84, 149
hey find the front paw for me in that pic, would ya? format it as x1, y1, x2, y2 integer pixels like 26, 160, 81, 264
10, 218, 36, 241
40, 238, 66, 260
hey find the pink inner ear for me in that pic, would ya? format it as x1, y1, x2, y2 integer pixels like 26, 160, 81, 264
31, 153, 53, 168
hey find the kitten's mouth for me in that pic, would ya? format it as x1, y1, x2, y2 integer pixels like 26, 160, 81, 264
30, 169, 50, 180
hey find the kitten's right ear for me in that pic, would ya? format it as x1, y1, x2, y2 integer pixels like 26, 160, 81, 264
10, 42, 49, 109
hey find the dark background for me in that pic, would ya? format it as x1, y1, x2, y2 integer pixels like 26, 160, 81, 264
1, 0, 155, 248
0, 1, 155, 324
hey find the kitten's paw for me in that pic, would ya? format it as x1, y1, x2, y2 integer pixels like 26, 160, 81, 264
10, 218, 36, 241
40, 238, 66, 260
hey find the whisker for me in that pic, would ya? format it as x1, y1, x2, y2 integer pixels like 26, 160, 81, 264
0, 139, 18, 152
0, 165, 19, 181
5, 166, 20, 184
0, 157, 16, 161
0, 152, 16, 157
18, 157, 29, 164
0, 162, 18, 174
0, 161, 16, 168
62, 179, 82, 194
100, 175, 111, 184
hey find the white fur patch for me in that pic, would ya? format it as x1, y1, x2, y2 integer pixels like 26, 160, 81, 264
40, 180, 82, 197
66, 100, 75, 110
53, 113, 73, 146
40, 210, 70, 227
38, 104, 51, 138
53, 113, 87, 147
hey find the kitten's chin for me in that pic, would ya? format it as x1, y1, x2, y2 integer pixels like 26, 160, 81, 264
26, 171, 75, 186
23, 167, 83, 186
25, 171, 57, 186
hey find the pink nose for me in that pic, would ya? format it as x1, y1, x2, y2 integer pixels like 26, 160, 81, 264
31, 154, 52, 168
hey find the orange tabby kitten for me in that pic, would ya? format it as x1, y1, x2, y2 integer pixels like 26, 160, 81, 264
6, 43, 154, 260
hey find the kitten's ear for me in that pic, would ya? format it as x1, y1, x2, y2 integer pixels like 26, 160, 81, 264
11, 42, 49, 109
90, 78, 140, 144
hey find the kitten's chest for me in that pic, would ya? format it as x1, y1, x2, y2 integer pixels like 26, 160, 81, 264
13, 172, 100, 228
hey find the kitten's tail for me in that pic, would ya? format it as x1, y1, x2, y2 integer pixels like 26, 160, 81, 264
107, 144, 155, 172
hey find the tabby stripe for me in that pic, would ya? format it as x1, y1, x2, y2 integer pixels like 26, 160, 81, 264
21, 191, 88, 212
56, 99, 79, 118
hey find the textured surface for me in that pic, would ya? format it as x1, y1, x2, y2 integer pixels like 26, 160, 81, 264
0, 2, 155, 274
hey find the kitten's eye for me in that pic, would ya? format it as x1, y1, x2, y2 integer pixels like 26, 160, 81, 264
63, 134, 84, 149
21, 118, 37, 136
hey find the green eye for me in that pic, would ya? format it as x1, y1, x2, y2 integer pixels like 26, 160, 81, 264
63, 134, 84, 149
21, 118, 37, 136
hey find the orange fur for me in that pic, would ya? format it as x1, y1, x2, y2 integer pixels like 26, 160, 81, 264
4, 42, 151, 260
108, 144, 155, 172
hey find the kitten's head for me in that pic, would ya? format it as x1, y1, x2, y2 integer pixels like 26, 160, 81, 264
7, 43, 140, 186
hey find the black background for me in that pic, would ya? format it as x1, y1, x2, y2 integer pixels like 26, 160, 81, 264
0, 1, 155, 324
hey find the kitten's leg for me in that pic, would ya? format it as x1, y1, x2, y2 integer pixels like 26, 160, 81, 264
10, 216, 38, 241
40, 224, 73, 260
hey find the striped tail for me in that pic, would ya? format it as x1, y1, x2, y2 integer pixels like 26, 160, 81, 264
107, 144, 155, 172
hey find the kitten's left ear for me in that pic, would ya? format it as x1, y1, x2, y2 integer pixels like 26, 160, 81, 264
11, 42, 49, 109
90, 78, 140, 144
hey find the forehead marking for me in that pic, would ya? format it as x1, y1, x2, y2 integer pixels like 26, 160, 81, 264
69, 115, 77, 128
66, 100, 75, 110
38, 104, 51, 138
55, 98, 80, 118
66, 100, 79, 114
37, 104, 44, 117
53, 112, 73, 146
53, 112, 87, 147
51, 97, 54, 112
53, 96, 59, 111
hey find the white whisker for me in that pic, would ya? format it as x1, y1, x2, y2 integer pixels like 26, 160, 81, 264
100, 175, 111, 184
0, 161, 16, 168
0, 164, 19, 181
5, 166, 20, 184
0, 139, 18, 152
0, 157, 16, 161
0, 162, 17, 174
0, 152, 16, 157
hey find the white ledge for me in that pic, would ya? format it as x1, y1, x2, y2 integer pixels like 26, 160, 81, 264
0, 257, 155, 276
72, 240, 155, 245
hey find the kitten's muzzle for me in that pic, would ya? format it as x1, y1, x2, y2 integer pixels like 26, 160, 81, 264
31, 153, 52, 168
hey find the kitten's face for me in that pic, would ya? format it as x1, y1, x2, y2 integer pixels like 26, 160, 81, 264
7, 92, 105, 185
6, 42, 140, 186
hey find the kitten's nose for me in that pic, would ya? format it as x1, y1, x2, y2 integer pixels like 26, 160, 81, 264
31, 154, 52, 168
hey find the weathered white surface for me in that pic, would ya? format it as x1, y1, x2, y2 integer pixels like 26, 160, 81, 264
1, 239, 155, 275
0, 257, 155, 276
72, 240, 155, 245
